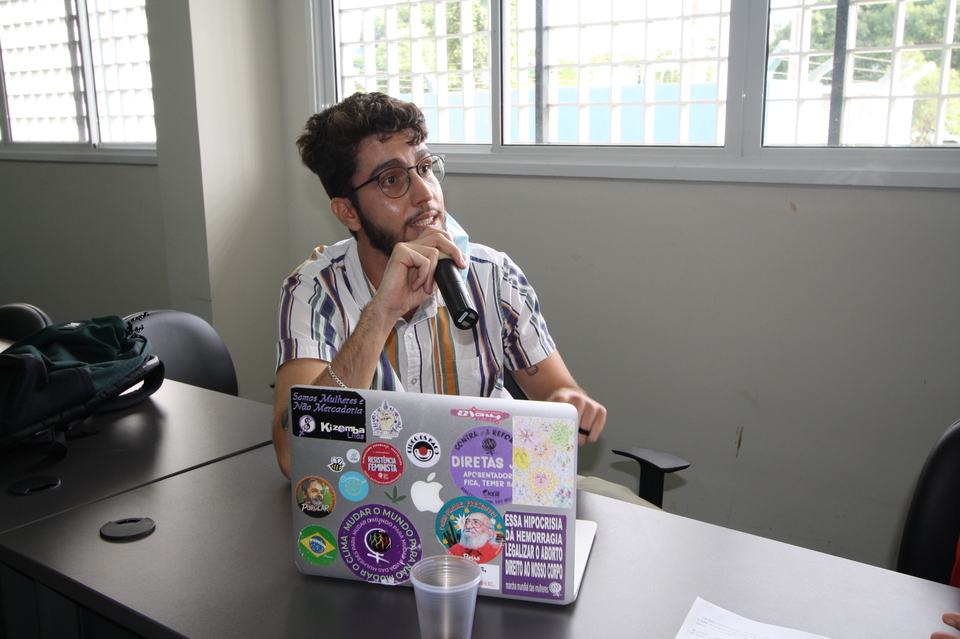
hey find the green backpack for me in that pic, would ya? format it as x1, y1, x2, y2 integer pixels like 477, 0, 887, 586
0, 315, 165, 456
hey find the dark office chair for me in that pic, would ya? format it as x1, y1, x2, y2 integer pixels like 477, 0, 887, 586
124, 310, 239, 396
0, 303, 53, 341
897, 418, 960, 584
504, 373, 689, 508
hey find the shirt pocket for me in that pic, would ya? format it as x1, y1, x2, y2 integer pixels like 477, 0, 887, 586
436, 346, 499, 397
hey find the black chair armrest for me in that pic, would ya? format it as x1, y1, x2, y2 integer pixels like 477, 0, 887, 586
613, 447, 690, 508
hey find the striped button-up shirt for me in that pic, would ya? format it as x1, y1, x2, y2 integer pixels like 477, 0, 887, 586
276, 238, 555, 397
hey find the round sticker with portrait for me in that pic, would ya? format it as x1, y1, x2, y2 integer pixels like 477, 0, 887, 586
295, 476, 336, 518
435, 496, 504, 564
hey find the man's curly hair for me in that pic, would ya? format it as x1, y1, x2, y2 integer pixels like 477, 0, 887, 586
296, 92, 428, 200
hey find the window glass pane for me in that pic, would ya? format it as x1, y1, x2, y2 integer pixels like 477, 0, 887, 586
647, 18, 681, 60
903, 0, 946, 45
764, 0, 960, 146
0, 0, 86, 142
855, 2, 896, 49
613, 23, 645, 62
87, 0, 155, 143
504, 0, 729, 145
337, 0, 492, 144
809, 7, 836, 50
546, 0, 579, 27
852, 50, 891, 83
333, 0, 728, 146
579, 0, 611, 25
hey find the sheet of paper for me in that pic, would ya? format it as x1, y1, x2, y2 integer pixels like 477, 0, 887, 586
675, 597, 831, 639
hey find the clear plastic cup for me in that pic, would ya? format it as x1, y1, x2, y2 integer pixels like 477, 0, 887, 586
409, 555, 482, 639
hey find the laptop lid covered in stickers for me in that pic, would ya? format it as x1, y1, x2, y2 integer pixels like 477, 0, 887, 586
288, 386, 592, 605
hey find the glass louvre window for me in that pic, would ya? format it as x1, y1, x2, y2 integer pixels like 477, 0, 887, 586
0, 0, 155, 145
86, 0, 154, 143
765, 0, 960, 146
333, 0, 731, 146
0, 0, 86, 142
505, 0, 730, 145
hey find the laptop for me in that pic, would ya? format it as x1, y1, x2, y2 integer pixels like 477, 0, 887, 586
288, 386, 597, 605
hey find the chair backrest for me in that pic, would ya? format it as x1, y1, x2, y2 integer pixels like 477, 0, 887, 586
503, 373, 528, 400
125, 310, 239, 396
897, 418, 960, 584
0, 303, 53, 341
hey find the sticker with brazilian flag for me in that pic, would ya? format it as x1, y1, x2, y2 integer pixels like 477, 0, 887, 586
298, 526, 337, 566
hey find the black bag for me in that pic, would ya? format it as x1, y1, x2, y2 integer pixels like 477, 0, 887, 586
0, 315, 165, 456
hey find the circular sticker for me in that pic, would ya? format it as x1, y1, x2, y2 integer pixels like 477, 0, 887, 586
327, 456, 346, 473
298, 526, 338, 566
435, 496, 504, 564
339, 471, 369, 502
346, 448, 361, 464
339, 505, 421, 585
295, 476, 336, 518
361, 442, 404, 485
449, 426, 512, 504
299, 415, 317, 433
405, 432, 441, 468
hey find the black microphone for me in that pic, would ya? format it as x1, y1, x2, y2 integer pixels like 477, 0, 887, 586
435, 258, 478, 330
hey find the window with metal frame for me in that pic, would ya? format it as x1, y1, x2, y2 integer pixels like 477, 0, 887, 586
766, 0, 959, 147
0, 0, 155, 146
309, 0, 960, 187
336, 0, 732, 146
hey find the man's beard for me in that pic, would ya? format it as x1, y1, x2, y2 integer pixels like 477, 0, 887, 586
352, 197, 444, 259
460, 529, 490, 550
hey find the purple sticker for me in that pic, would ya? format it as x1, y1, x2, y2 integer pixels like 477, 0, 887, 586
449, 426, 512, 505
501, 512, 567, 600
338, 504, 422, 585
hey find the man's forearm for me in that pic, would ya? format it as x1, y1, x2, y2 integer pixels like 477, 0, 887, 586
317, 301, 398, 389
271, 302, 399, 479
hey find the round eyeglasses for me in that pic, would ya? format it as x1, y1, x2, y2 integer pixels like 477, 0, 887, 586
343, 154, 445, 199
463, 517, 488, 530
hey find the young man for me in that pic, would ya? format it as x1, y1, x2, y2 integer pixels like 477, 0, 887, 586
271, 92, 605, 478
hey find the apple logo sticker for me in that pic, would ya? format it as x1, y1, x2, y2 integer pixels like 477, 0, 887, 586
411, 472, 444, 513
